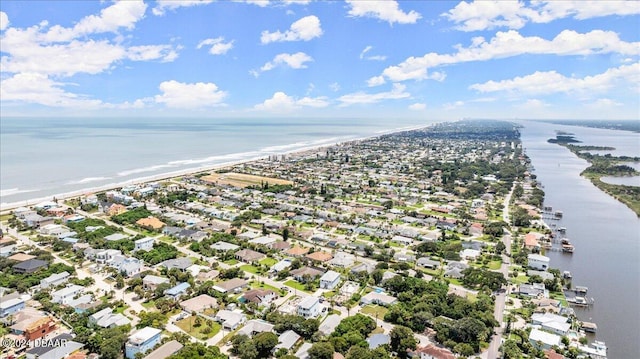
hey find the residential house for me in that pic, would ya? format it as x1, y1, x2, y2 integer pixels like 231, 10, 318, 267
269, 259, 292, 275
211, 242, 239, 251
528, 254, 550, 271
529, 328, 562, 350
179, 294, 218, 313
25, 334, 83, 359
136, 217, 166, 231
164, 282, 190, 299
391, 235, 413, 246
235, 248, 266, 263
531, 313, 571, 336
107, 204, 128, 216
104, 233, 129, 242
89, 308, 131, 328
285, 246, 310, 257
291, 266, 324, 283
416, 257, 440, 269
318, 314, 341, 336
411, 345, 456, 359
51, 285, 84, 305
524, 233, 543, 251
143, 340, 183, 359
274, 330, 301, 353
319, 270, 341, 290
157, 257, 193, 271
305, 251, 333, 262
367, 333, 390, 349
214, 310, 246, 330
237, 319, 275, 337
143, 275, 170, 291
10, 308, 57, 341
125, 327, 162, 359
95, 249, 121, 264
12, 259, 48, 274
360, 292, 397, 307
518, 283, 547, 298
294, 343, 313, 359
213, 278, 248, 294
134, 237, 155, 252
40, 271, 70, 289
297, 296, 321, 318
0, 296, 25, 318
242, 289, 277, 307
328, 252, 355, 268
460, 248, 481, 260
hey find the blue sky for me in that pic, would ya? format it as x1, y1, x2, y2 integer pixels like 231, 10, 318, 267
1, 0, 638, 119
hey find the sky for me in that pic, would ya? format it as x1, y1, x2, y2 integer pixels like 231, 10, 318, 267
0, 0, 639, 120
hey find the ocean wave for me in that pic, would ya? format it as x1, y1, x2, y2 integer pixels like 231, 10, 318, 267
117, 164, 176, 177
0, 187, 39, 197
67, 176, 112, 185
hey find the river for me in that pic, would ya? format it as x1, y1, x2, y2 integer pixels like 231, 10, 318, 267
518, 120, 640, 359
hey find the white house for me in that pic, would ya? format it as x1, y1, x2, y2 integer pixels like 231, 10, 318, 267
390, 235, 413, 246
319, 270, 341, 290
40, 271, 70, 289
134, 237, 154, 252
529, 328, 562, 350
51, 284, 84, 305
125, 327, 162, 359
214, 310, 246, 330
531, 313, 571, 336
528, 254, 550, 271
297, 296, 321, 318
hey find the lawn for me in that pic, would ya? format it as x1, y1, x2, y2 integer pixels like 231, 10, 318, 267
322, 291, 337, 299
259, 257, 277, 267
141, 300, 156, 310
360, 305, 388, 319
510, 274, 529, 284
113, 304, 129, 314
550, 291, 569, 307
284, 280, 312, 293
241, 264, 260, 274
175, 315, 221, 340
487, 260, 502, 270
224, 259, 239, 265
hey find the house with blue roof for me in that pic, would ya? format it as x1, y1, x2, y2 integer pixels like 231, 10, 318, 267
164, 282, 190, 299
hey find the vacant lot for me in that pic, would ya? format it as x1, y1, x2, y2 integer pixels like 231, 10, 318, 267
202, 172, 293, 188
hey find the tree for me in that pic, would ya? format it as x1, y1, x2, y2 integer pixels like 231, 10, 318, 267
282, 227, 289, 241
308, 342, 335, 359
253, 332, 279, 358
500, 339, 523, 359
231, 335, 258, 359
371, 269, 383, 285
389, 325, 417, 358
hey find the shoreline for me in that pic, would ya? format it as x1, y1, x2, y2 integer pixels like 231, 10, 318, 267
0, 123, 431, 213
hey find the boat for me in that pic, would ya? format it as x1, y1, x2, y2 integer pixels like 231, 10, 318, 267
554, 210, 563, 218
557, 227, 567, 233
543, 206, 553, 212
563, 271, 572, 279
580, 321, 598, 333
562, 244, 574, 253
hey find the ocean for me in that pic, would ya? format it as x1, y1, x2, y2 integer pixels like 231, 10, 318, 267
0, 117, 431, 207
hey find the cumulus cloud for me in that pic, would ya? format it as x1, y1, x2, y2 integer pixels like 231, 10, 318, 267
0, 11, 9, 31
359, 45, 387, 61
154, 80, 227, 108
373, 29, 640, 84
443, 0, 640, 31
254, 91, 329, 111
329, 82, 341, 92
259, 52, 313, 72
409, 103, 426, 111
153, 0, 214, 16
443, 100, 465, 110
0, 72, 103, 108
44, 0, 148, 41
197, 37, 234, 55
587, 98, 623, 108
469, 63, 640, 95
128, 45, 179, 62
338, 83, 410, 106
367, 76, 386, 87
260, 15, 322, 44
346, 0, 421, 24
